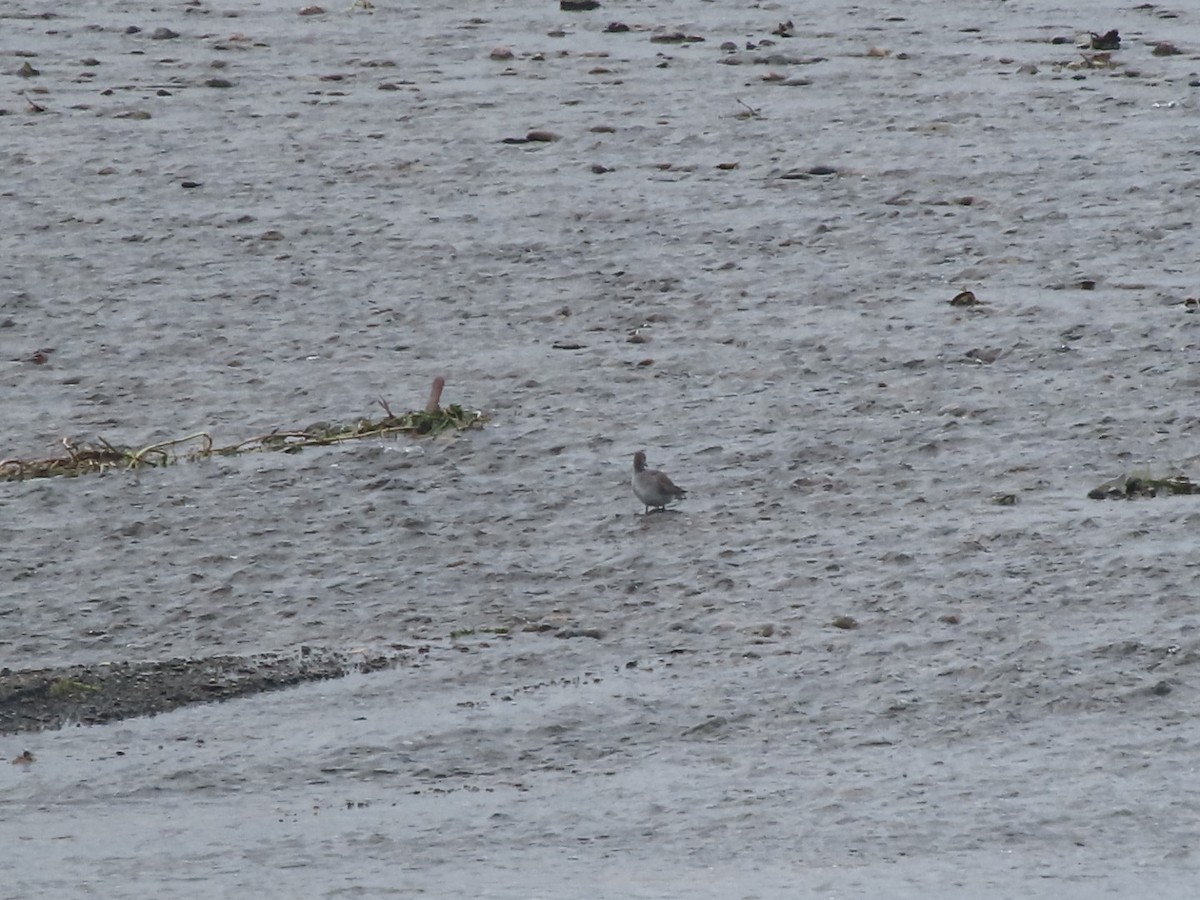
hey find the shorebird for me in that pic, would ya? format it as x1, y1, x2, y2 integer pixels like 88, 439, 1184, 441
632, 450, 687, 514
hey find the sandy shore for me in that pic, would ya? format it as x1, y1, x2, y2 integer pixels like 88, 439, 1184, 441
4, 0, 1200, 896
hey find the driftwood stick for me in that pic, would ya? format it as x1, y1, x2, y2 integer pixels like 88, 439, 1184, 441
425, 376, 446, 413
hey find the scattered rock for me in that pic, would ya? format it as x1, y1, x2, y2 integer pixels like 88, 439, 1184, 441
766, 74, 812, 86
963, 347, 1003, 364
554, 627, 603, 639
772, 20, 795, 38
489, 46, 513, 60
949, 290, 981, 307
603, 22, 629, 33
832, 615, 859, 630
150, 27, 180, 39
525, 129, 559, 142
17, 61, 39, 77
752, 53, 826, 66
298, 5, 325, 15
560, 0, 600, 10
1080, 29, 1120, 50
1152, 41, 1180, 56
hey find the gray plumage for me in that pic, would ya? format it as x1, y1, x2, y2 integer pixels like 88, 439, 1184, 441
632, 451, 687, 513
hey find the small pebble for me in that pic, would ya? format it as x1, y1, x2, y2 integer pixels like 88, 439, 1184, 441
949, 290, 980, 306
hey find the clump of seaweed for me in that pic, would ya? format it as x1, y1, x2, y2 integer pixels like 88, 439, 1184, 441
1088, 472, 1199, 500
1, 377, 484, 483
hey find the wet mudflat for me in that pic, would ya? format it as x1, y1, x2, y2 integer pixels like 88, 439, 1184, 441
4, 0, 1200, 896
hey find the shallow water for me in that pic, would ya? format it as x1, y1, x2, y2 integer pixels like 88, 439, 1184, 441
4, 0, 1200, 895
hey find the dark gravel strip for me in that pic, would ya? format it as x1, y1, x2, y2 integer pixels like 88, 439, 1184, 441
0, 647, 403, 735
